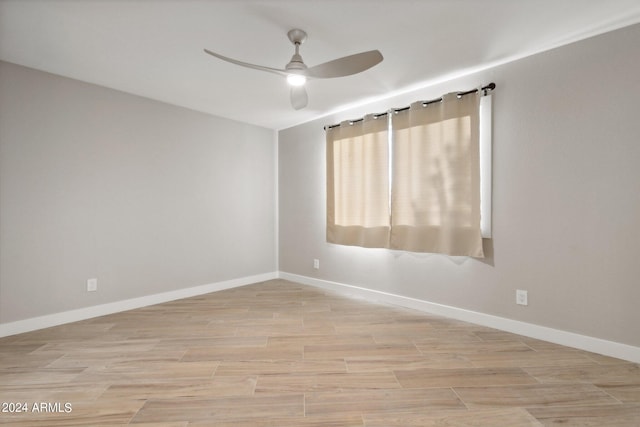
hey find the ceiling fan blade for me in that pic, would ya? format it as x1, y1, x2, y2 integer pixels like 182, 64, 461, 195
290, 86, 308, 110
305, 50, 383, 79
204, 49, 289, 77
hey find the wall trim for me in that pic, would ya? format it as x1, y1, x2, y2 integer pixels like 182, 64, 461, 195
0, 272, 278, 338
278, 271, 640, 364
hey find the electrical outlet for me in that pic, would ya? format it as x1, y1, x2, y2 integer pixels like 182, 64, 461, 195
87, 278, 98, 292
313, 259, 320, 269
516, 289, 528, 306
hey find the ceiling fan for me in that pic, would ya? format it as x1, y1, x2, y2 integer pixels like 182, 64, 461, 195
204, 29, 383, 110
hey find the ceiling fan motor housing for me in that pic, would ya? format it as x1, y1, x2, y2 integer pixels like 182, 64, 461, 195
286, 56, 306, 72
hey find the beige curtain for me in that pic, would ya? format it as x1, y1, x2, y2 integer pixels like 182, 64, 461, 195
326, 114, 390, 248
390, 92, 484, 257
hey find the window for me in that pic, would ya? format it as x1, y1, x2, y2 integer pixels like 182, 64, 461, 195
326, 88, 492, 257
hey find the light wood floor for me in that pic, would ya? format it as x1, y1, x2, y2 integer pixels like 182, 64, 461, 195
1, 279, 639, 426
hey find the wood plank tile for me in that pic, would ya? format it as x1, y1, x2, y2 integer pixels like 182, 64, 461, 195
597, 384, 640, 403
33, 338, 159, 354
45, 349, 186, 369
169, 337, 262, 350
267, 334, 377, 348
333, 322, 433, 337
131, 394, 304, 423
583, 351, 635, 365
0, 382, 108, 402
527, 403, 640, 426
234, 318, 306, 337
395, 367, 539, 388
188, 415, 365, 426
473, 330, 530, 342
0, 367, 85, 386
255, 371, 401, 393
304, 343, 420, 360
73, 360, 219, 384
524, 362, 640, 385
182, 344, 303, 362
333, 324, 433, 337
416, 340, 534, 354
0, 342, 48, 355
305, 388, 465, 417
363, 408, 543, 426
9, 323, 116, 342
122, 424, 188, 427
466, 350, 596, 368
346, 354, 473, 372
403, 330, 484, 346
100, 376, 256, 400
126, 325, 240, 340
519, 337, 587, 352
454, 383, 619, 408
214, 359, 347, 376
0, 351, 65, 370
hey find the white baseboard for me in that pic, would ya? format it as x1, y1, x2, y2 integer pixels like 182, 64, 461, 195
0, 272, 278, 338
278, 271, 640, 364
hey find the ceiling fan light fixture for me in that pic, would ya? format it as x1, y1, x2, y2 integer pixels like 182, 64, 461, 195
286, 73, 306, 86
204, 28, 383, 110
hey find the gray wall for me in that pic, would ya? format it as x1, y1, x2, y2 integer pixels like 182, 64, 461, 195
279, 24, 640, 347
0, 61, 276, 323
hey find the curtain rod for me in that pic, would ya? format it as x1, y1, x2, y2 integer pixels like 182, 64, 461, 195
323, 82, 496, 131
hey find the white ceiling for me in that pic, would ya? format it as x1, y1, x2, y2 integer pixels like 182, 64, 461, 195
1, 0, 640, 130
